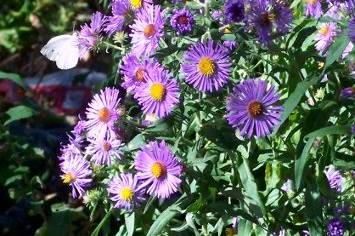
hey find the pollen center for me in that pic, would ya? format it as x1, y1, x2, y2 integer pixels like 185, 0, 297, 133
144, 24, 156, 37
62, 172, 76, 184
198, 56, 215, 76
319, 25, 329, 36
135, 68, 145, 82
150, 83, 166, 101
130, 0, 142, 9
151, 162, 166, 178
98, 107, 111, 123
103, 141, 111, 151
120, 187, 134, 202
248, 101, 263, 117
177, 16, 189, 25
260, 12, 273, 26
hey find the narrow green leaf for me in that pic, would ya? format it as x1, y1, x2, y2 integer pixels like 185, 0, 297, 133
146, 206, 180, 236
325, 31, 350, 69
91, 209, 112, 236
304, 125, 350, 140
125, 212, 135, 236
0, 71, 25, 87
273, 76, 319, 134
295, 137, 315, 190
236, 148, 266, 217
305, 183, 323, 236
5, 105, 34, 125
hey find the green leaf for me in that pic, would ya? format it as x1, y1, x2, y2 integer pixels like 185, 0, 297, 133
0, 71, 25, 87
273, 76, 319, 134
305, 183, 323, 236
146, 206, 180, 236
91, 209, 112, 236
125, 212, 135, 236
5, 105, 34, 125
294, 137, 315, 191
237, 219, 253, 236
236, 147, 266, 217
325, 31, 350, 69
304, 125, 351, 140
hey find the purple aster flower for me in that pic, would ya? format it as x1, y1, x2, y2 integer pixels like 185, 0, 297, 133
340, 87, 355, 99
349, 18, 355, 44
224, 0, 245, 23
352, 125, 355, 134
170, 8, 194, 35
78, 11, 106, 57
107, 173, 145, 210
247, 0, 273, 45
73, 118, 86, 137
135, 66, 180, 118
120, 53, 159, 95
226, 79, 284, 138
305, 0, 323, 18
60, 155, 92, 198
327, 218, 344, 236
182, 40, 232, 92
130, 5, 164, 56
223, 39, 238, 52
325, 165, 343, 192
211, 10, 223, 22
85, 87, 121, 139
85, 136, 123, 165
104, 0, 131, 36
315, 23, 337, 55
272, 0, 293, 34
134, 140, 183, 199
58, 134, 83, 161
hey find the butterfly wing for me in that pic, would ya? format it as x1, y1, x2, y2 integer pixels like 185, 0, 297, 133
41, 34, 80, 70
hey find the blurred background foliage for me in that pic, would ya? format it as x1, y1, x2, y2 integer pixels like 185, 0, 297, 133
0, 0, 103, 235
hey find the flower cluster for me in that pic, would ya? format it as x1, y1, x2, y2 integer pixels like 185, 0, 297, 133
47, 0, 355, 234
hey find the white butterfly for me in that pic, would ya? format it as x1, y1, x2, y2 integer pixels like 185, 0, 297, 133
40, 34, 80, 70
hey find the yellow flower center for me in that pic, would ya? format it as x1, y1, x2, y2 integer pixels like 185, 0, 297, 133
260, 12, 273, 26
144, 24, 156, 37
248, 101, 263, 117
150, 83, 166, 101
130, 0, 142, 9
135, 68, 145, 82
319, 25, 329, 36
177, 16, 189, 25
98, 107, 110, 123
62, 172, 76, 184
198, 56, 215, 76
305, 0, 317, 4
102, 141, 111, 151
120, 187, 134, 202
151, 162, 166, 178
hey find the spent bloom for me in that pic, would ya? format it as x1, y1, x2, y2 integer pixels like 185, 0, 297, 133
182, 40, 232, 92
304, 0, 323, 18
85, 87, 121, 139
135, 66, 180, 118
224, 0, 245, 23
170, 8, 195, 35
108, 173, 145, 211
60, 155, 92, 198
85, 136, 123, 165
226, 79, 284, 138
78, 12, 106, 57
325, 165, 343, 192
130, 5, 164, 56
134, 140, 183, 199
315, 23, 337, 55
121, 53, 159, 95
326, 218, 344, 236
